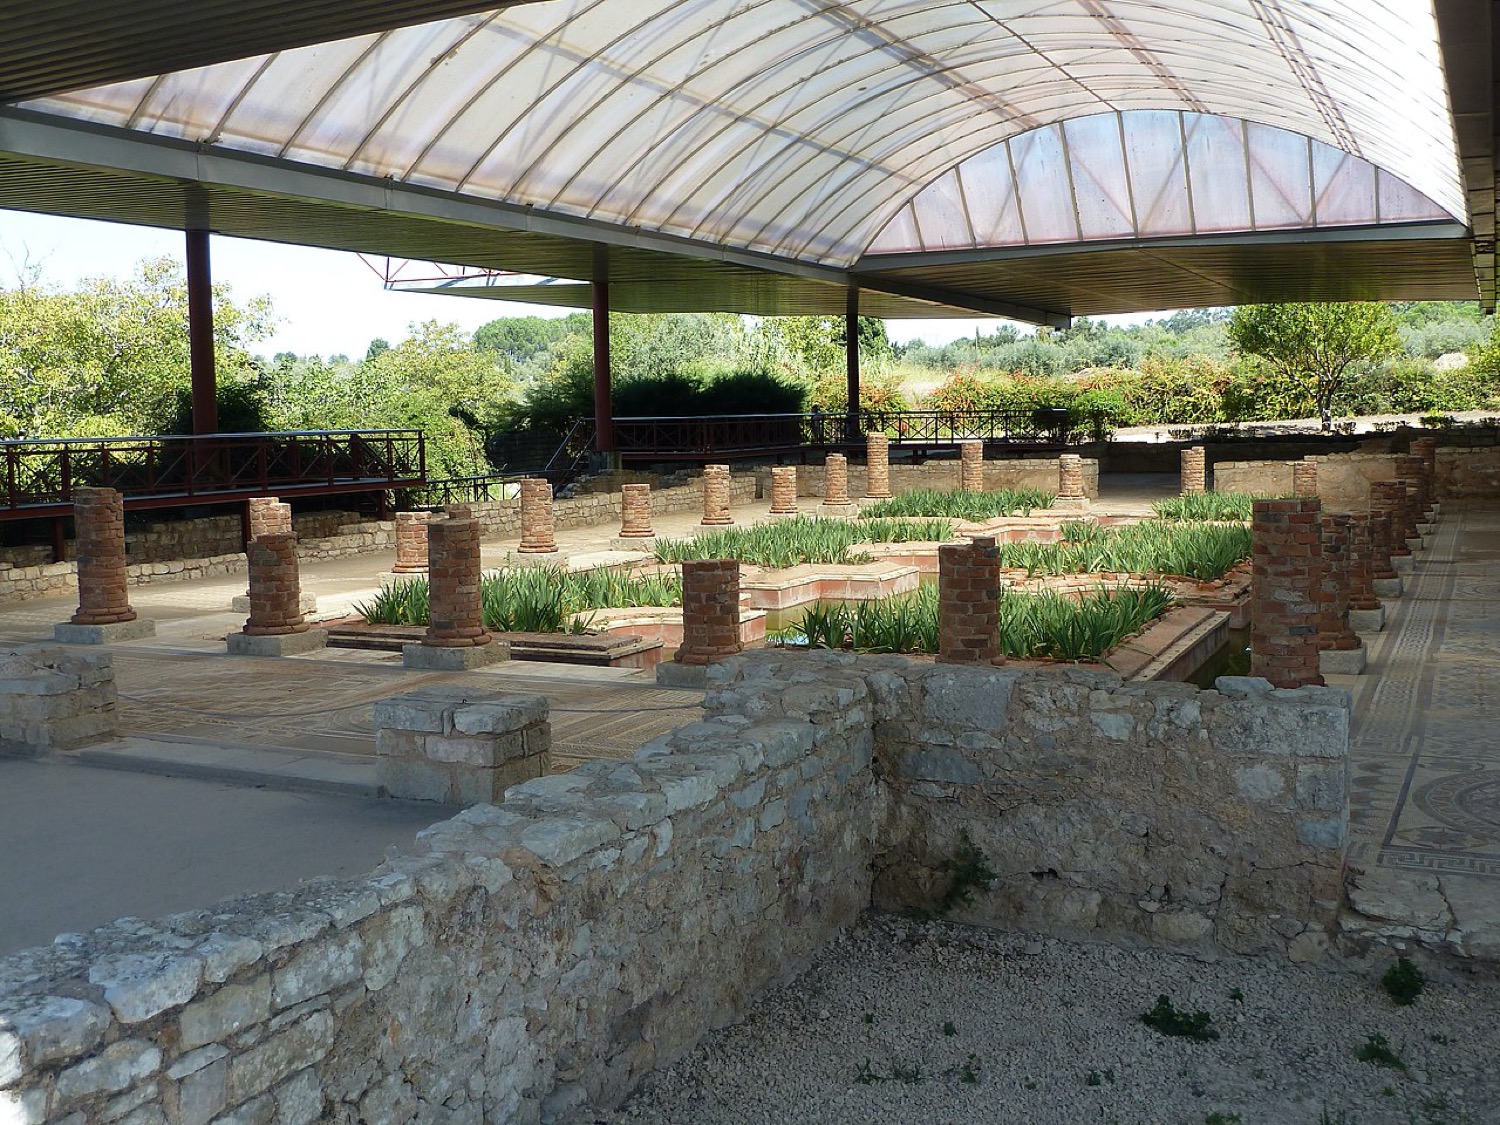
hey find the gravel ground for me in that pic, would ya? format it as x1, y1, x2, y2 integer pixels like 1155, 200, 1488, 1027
599, 914, 1500, 1125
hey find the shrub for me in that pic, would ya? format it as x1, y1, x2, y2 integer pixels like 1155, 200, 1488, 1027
1141, 995, 1219, 1041
1380, 958, 1424, 1006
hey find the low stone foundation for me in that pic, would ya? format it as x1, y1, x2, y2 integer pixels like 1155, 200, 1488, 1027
770, 457, 1098, 501
374, 688, 551, 803
0, 645, 117, 755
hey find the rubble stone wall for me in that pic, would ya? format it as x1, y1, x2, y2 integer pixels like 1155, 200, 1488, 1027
462, 478, 757, 539
0, 651, 1350, 1122
774, 457, 1097, 500
1213, 452, 1397, 508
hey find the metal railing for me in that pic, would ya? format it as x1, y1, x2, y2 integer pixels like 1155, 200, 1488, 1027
401, 472, 523, 508
609, 408, 1074, 459
0, 430, 425, 517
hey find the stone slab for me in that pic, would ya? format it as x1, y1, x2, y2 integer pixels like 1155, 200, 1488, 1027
608, 537, 658, 551
509, 551, 563, 566
655, 660, 710, 689
401, 641, 510, 671
1416, 523, 1435, 536
1049, 497, 1091, 513
230, 592, 317, 615
1391, 554, 1414, 575
226, 630, 329, 658
1318, 643, 1367, 676
1405, 537, 1425, 554
1348, 605, 1386, 633
1372, 576, 1404, 598
375, 572, 427, 584
53, 619, 157, 645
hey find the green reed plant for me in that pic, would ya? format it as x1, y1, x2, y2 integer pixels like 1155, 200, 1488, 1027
997, 521, 1250, 581
1150, 492, 1276, 522
774, 582, 1174, 661
859, 487, 1054, 521
355, 565, 682, 633
652, 516, 950, 569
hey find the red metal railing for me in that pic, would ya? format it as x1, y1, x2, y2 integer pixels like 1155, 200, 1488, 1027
0, 430, 425, 518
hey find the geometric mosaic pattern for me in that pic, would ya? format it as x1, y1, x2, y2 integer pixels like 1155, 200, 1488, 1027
1347, 512, 1500, 880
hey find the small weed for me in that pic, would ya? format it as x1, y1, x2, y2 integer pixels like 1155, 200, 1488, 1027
1142, 995, 1220, 1042
1356, 1032, 1406, 1071
1024, 1079, 1038, 1090
957, 1054, 981, 1084
862, 1012, 875, 1025
1205, 1114, 1242, 1125
889, 1061, 924, 1085
854, 1059, 882, 1085
1429, 1032, 1450, 1045
937, 831, 996, 914
941, 1020, 958, 1037
1382, 1086, 1397, 1098
1087, 1070, 1103, 1087
1228, 987, 1245, 1003
1252, 1069, 1267, 1081
1382, 958, 1425, 1006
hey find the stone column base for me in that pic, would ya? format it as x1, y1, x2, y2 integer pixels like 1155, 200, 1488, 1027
819, 502, 857, 517
232, 592, 317, 615
655, 660, 712, 688
1348, 605, 1386, 633
53, 619, 156, 645
1391, 554, 1414, 575
227, 629, 328, 657
402, 641, 510, 671
609, 537, 659, 551
510, 551, 563, 566
1318, 643, 1367, 676
1372, 576, 1404, 598
1050, 497, 1092, 513
1416, 522, 1435, 536
1404, 537, 1424, 554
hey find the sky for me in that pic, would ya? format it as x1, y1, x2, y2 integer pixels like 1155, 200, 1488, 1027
0, 209, 1094, 359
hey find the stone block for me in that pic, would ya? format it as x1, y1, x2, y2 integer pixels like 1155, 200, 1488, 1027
656, 660, 710, 688
451, 696, 548, 735
179, 979, 271, 1050
1391, 553, 1413, 574
377, 758, 457, 804
230, 592, 317, 615
1372, 576, 1403, 598
1318, 643, 1366, 676
52, 618, 156, 645
1050, 496, 1091, 513
226, 630, 328, 658
1348, 605, 1385, 633
400, 641, 509, 671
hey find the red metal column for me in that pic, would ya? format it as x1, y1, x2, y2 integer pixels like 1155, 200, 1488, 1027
845, 286, 860, 435
186, 229, 218, 435
592, 245, 614, 454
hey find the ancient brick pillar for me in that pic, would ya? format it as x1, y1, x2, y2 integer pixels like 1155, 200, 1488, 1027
619, 483, 655, 538
423, 517, 491, 648
937, 536, 1003, 666
518, 478, 557, 554
674, 559, 743, 665
865, 433, 892, 499
1251, 498, 1324, 688
1396, 454, 1429, 526
1317, 513, 1361, 653
701, 465, 734, 526
1346, 512, 1381, 612
392, 511, 431, 573
1180, 447, 1206, 495
69, 487, 136, 626
247, 496, 292, 540
1369, 481, 1410, 560
1057, 454, 1086, 500
1367, 508, 1400, 583
770, 466, 799, 514
444, 503, 473, 521
959, 439, 985, 493
1410, 437, 1439, 513
242, 533, 309, 636
822, 454, 854, 509
1292, 458, 1318, 498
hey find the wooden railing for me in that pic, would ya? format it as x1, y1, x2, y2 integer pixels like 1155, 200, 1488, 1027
0, 430, 425, 518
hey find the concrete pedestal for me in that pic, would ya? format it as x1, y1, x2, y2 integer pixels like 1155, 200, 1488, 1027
1318, 643, 1367, 676
53, 619, 156, 645
1348, 605, 1386, 633
610, 537, 658, 552
402, 641, 510, 671
1392, 554, 1414, 575
232, 592, 317, 615
656, 660, 711, 688
508, 551, 563, 567
1051, 497, 1092, 514
1373, 576, 1404, 598
1405, 537, 1424, 554
227, 629, 328, 657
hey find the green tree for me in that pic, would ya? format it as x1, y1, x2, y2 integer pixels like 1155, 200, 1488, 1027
1227, 302, 1401, 430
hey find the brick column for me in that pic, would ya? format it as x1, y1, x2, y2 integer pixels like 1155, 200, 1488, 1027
1396, 454, 1430, 531
1251, 498, 1324, 688
247, 496, 292, 540
424, 517, 491, 648
959, 439, 985, 493
1054, 453, 1089, 511
1292, 458, 1318, 498
865, 433, 892, 499
518, 478, 557, 554
1369, 481, 1411, 562
674, 559, 743, 665
822, 454, 854, 509
1346, 511, 1385, 633
392, 511, 431, 573
242, 533, 309, 635
1317, 512, 1365, 673
1180, 446, 1206, 495
937, 536, 1003, 665
619, 483, 655, 538
701, 464, 734, 525
1410, 437, 1439, 515
69, 487, 136, 626
770, 466, 799, 514
444, 503, 473, 521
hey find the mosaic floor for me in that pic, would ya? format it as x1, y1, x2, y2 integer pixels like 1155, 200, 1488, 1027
1347, 511, 1500, 881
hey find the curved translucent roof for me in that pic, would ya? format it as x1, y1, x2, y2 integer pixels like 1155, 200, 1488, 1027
24, 0, 1464, 270
867, 110, 1454, 256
